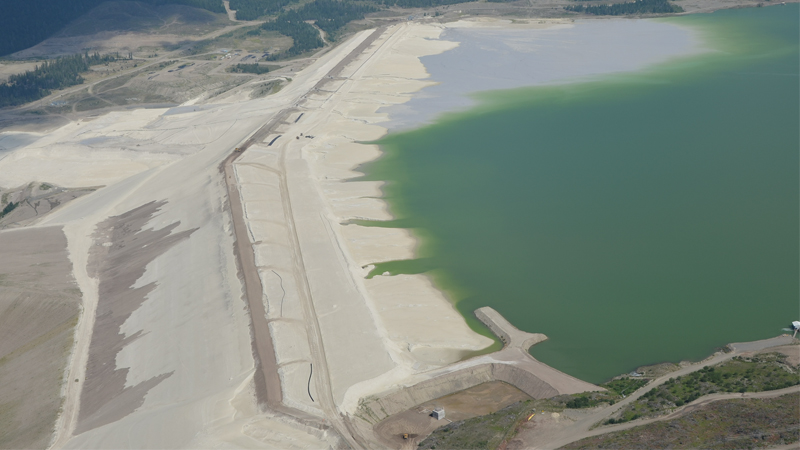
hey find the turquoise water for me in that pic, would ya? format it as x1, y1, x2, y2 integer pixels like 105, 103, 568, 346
362, 5, 799, 383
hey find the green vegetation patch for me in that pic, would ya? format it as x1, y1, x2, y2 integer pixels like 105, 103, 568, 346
417, 400, 533, 450
59, 1, 228, 37
604, 377, 650, 397
608, 352, 800, 425
564, 392, 800, 449
378, 0, 464, 8
0, 53, 118, 108
565, 0, 682, 15
251, 80, 283, 98
229, 0, 299, 20
96, 86, 171, 106
181, 26, 288, 55
535, 376, 649, 411
227, 63, 273, 74
0, 202, 18, 219
262, 0, 375, 61
75, 96, 113, 111
93, 70, 140, 94
410, 352, 799, 450
290, 0, 376, 41
559, 377, 650, 409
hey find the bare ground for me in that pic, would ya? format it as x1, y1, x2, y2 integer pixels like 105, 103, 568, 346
0, 62, 39, 83
676, 0, 797, 14
0, 183, 96, 229
0, 226, 81, 450
757, 345, 800, 366
374, 381, 532, 449
11, 1, 233, 59
222, 139, 283, 411
510, 336, 798, 449
0, 2, 293, 132
374, 0, 799, 24
75, 201, 196, 434
3, 0, 787, 133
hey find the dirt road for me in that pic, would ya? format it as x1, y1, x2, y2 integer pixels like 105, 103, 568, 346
4, 19, 262, 117
561, 385, 800, 447
222, 1, 238, 21
529, 335, 797, 449
222, 25, 389, 449
223, 115, 288, 411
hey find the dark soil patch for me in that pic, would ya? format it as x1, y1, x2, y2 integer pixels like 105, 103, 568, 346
0, 226, 81, 449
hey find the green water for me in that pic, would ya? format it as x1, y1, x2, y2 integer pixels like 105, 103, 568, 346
362, 5, 799, 384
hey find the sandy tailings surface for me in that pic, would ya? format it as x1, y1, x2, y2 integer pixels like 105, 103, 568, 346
234, 22, 497, 421
0, 27, 381, 448
0, 182, 96, 229
0, 19, 620, 449
0, 227, 81, 449
75, 201, 195, 433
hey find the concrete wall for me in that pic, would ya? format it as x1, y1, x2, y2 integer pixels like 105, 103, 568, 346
492, 364, 558, 399
353, 365, 494, 426
350, 361, 562, 436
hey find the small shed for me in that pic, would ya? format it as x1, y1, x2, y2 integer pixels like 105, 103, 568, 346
792, 321, 800, 330
431, 407, 445, 420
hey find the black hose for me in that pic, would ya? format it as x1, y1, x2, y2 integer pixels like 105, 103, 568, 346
307, 363, 314, 402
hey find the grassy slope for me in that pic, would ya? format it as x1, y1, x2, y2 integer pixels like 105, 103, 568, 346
608, 352, 800, 424
562, 392, 799, 449
416, 351, 799, 450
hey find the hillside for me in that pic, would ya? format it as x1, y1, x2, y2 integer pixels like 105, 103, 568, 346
0, 0, 225, 57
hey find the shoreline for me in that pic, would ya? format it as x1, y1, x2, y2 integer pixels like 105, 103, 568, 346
1, 25, 389, 449
361, 4, 799, 387
379, 15, 705, 131
234, 22, 499, 417
321, 13, 711, 372
231, 12, 716, 426
0, 5, 793, 448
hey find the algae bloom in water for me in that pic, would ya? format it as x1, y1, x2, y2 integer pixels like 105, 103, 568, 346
365, 5, 800, 383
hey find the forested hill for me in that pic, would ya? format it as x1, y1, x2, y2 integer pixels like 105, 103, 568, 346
262, 0, 376, 60
0, 53, 118, 107
0, 0, 225, 57
565, 0, 682, 15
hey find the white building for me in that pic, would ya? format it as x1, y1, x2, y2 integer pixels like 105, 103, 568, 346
431, 407, 445, 420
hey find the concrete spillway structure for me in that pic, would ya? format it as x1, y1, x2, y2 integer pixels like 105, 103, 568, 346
474, 306, 548, 351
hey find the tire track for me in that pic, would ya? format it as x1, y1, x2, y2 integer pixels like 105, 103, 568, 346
223, 25, 390, 448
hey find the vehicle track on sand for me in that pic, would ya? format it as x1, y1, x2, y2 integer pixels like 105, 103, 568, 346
223, 114, 288, 412
224, 25, 388, 449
